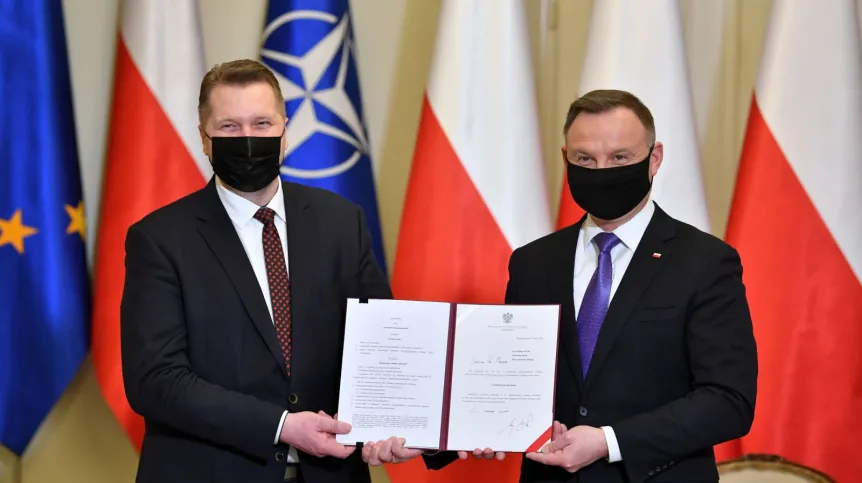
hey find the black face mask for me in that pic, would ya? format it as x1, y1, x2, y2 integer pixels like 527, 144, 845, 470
207, 131, 284, 192
566, 147, 653, 220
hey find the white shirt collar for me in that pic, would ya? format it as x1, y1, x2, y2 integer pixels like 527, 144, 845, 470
215, 176, 286, 228
580, 199, 656, 253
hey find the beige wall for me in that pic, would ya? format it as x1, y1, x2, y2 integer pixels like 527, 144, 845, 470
9, 0, 860, 481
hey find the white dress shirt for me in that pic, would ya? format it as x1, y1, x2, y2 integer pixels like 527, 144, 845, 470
572, 199, 656, 463
215, 177, 298, 463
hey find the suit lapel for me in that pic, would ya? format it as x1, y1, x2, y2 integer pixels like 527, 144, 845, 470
582, 206, 676, 391
196, 178, 288, 378
548, 221, 586, 392
281, 182, 315, 377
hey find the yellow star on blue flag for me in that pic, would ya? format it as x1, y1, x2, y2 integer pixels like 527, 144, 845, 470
0, 1, 90, 455
0, 209, 38, 254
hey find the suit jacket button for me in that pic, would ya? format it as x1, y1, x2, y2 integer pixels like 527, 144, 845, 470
275, 452, 285, 462
289, 393, 298, 404
579, 406, 587, 416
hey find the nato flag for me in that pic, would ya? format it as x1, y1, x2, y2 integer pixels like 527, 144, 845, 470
0, 0, 90, 455
261, 0, 388, 273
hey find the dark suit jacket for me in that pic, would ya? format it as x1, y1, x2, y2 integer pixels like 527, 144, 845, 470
427, 204, 757, 482
121, 178, 392, 483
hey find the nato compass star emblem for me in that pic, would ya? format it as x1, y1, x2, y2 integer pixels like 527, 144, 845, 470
261, 9, 370, 179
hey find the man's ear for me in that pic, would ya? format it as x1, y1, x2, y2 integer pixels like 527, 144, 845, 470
199, 124, 211, 158
560, 146, 568, 166
648, 141, 664, 179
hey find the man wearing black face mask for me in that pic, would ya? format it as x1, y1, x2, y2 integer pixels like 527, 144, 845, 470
120, 59, 392, 483
462, 90, 757, 483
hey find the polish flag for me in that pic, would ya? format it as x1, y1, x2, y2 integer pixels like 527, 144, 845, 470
714, 1, 862, 481
556, 0, 710, 233
387, 0, 551, 481
91, 0, 209, 449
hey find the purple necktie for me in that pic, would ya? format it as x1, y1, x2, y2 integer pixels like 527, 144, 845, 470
577, 232, 622, 378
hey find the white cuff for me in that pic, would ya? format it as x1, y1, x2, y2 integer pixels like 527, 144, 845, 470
601, 426, 622, 462
274, 411, 288, 444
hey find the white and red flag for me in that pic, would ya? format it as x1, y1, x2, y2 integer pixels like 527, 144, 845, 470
91, 0, 209, 450
388, 1, 551, 481
715, 1, 862, 481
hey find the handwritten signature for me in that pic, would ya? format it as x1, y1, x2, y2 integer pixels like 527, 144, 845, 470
497, 413, 533, 437
470, 354, 510, 364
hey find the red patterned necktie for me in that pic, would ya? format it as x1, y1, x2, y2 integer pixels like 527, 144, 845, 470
253, 207, 292, 376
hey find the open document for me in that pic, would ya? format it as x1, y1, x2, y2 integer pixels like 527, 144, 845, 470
335, 299, 560, 452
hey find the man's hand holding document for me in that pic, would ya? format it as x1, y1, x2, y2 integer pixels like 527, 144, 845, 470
335, 298, 561, 463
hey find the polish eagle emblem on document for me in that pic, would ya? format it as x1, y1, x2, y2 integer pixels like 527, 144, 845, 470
503, 312, 513, 324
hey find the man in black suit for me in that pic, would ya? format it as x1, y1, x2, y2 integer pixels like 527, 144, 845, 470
367, 90, 757, 482
120, 59, 391, 483
513, 89, 757, 482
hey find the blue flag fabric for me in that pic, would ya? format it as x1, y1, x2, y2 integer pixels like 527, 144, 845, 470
0, 1, 90, 455
261, 0, 388, 273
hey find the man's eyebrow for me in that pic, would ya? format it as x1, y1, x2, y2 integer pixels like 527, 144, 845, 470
567, 147, 637, 158
214, 115, 277, 123
568, 148, 596, 157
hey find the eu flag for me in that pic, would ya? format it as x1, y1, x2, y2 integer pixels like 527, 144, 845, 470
261, 0, 388, 273
0, 1, 90, 455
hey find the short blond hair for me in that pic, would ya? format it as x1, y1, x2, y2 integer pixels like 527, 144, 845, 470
198, 59, 285, 122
